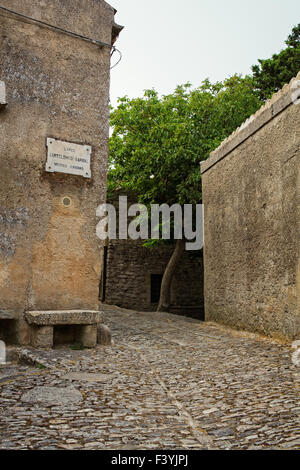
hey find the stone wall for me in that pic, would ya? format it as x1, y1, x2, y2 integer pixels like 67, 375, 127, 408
201, 73, 300, 340
0, 1, 121, 343
103, 238, 204, 317
101, 194, 204, 318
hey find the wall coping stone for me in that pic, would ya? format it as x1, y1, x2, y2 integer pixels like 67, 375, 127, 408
201, 71, 300, 174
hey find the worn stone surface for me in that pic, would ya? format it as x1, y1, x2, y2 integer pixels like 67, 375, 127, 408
0, 310, 15, 320
78, 324, 97, 348
62, 372, 114, 383
97, 324, 112, 346
201, 74, 300, 341
30, 326, 53, 349
0, 306, 299, 450
0, 1, 121, 344
25, 311, 103, 326
21, 386, 83, 407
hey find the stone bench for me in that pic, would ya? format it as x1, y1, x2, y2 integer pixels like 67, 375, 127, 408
25, 310, 103, 349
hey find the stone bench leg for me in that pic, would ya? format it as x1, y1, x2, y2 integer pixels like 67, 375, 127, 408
16, 318, 31, 346
97, 324, 112, 345
78, 324, 97, 348
31, 326, 53, 349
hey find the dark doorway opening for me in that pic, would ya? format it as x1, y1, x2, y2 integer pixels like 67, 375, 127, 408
0, 319, 16, 344
150, 274, 163, 304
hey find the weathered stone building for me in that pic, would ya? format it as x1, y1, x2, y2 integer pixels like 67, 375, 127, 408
100, 194, 204, 318
201, 73, 300, 340
0, 1, 122, 345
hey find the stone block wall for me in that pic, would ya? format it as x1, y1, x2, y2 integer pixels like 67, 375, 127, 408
201, 73, 300, 340
102, 240, 204, 318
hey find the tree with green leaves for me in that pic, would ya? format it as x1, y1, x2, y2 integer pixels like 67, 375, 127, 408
108, 75, 262, 311
252, 23, 300, 100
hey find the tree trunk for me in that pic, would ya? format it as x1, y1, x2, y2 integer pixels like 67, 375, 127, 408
157, 239, 185, 312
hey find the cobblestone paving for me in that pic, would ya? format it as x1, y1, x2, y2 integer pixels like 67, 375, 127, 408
0, 306, 299, 450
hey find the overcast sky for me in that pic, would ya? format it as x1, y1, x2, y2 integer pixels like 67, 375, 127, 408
109, 0, 299, 107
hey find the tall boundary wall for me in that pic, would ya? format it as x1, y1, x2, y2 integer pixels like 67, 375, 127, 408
201, 72, 300, 341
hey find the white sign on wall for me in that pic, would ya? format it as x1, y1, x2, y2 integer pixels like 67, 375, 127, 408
46, 138, 92, 178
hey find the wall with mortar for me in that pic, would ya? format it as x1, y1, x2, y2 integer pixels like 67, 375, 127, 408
0, 0, 120, 344
103, 238, 204, 318
201, 73, 300, 341
101, 194, 204, 318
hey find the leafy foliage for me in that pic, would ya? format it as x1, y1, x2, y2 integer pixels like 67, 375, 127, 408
252, 24, 300, 100
108, 75, 261, 208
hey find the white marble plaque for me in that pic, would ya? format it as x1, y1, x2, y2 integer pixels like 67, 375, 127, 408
46, 138, 92, 178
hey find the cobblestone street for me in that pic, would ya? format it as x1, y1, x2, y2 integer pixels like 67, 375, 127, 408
0, 306, 299, 450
